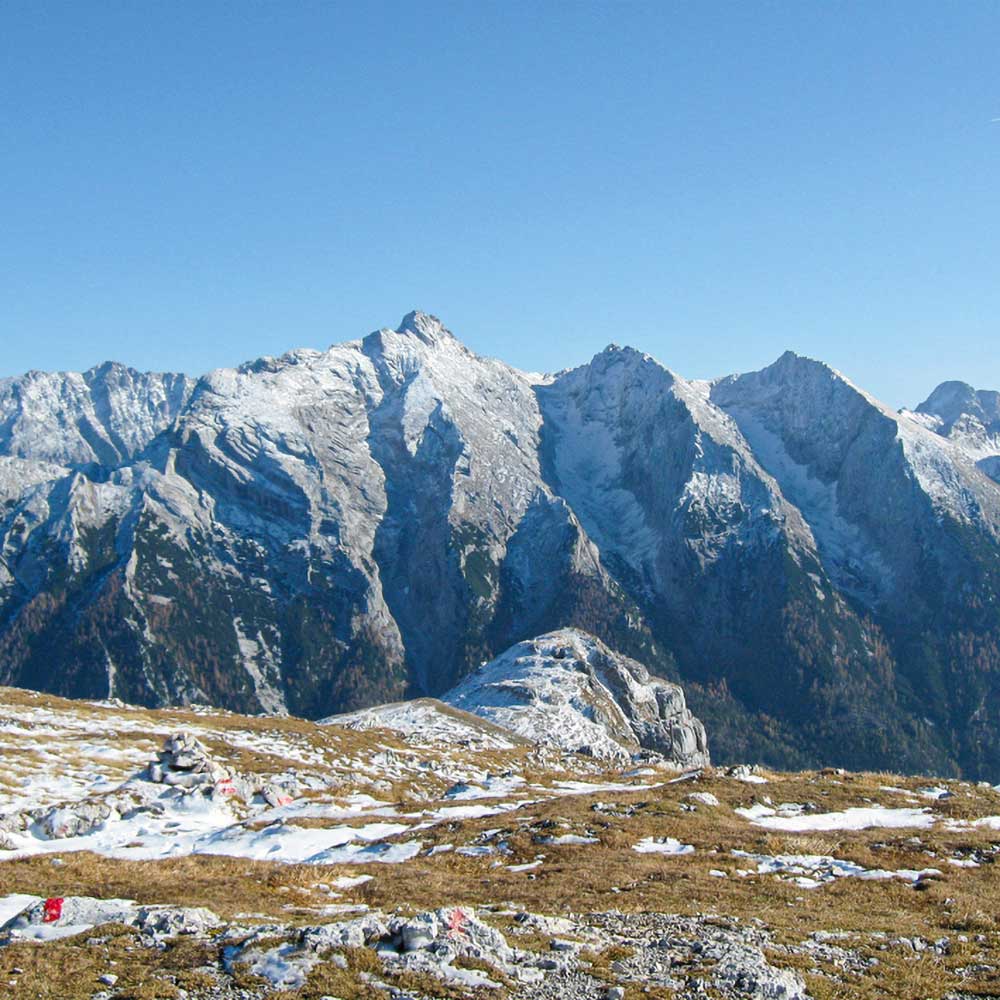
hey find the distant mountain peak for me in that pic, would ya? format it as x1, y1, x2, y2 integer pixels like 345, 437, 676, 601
584, 342, 675, 385
910, 379, 1000, 483
769, 348, 838, 377
918, 380, 1000, 428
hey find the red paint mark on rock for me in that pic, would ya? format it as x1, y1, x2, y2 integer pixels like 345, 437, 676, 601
42, 898, 64, 923
447, 907, 467, 938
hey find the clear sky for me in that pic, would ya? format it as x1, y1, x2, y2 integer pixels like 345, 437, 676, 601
2, 2, 999, 406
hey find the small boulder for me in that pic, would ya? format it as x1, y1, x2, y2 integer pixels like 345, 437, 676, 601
137, 906, 220, 938
40, 801, 113, 840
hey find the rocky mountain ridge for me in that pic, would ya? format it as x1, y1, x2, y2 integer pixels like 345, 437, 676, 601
2, 311, 1000, 778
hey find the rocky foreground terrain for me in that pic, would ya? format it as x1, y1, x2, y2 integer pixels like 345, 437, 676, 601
3, 663, 1000, 1000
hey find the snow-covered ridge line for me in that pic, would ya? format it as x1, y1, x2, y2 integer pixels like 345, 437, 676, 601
2, 311, 1000, 779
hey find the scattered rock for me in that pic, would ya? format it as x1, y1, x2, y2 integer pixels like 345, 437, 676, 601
136, 905, 221, 938
686, 791, 721, 807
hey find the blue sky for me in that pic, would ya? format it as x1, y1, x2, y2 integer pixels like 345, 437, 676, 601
2, 2, 998, 406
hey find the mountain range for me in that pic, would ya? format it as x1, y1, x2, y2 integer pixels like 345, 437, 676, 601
2, 311, 999, 778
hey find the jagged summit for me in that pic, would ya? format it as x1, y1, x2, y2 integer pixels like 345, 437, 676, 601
0, 362, 193, 467
574, 341, 679, 389
721, 348, 862, 398
395, 309, 454, 344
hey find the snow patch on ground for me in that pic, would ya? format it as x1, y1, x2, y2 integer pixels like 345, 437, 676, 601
733, 851, 942, 889
633, 837, 694, 856
737, 805, 935, 831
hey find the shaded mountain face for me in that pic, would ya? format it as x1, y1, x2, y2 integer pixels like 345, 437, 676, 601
2, 312, 1000, 778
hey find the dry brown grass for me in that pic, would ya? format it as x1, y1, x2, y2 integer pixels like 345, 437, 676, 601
7, 685, 1000, 997
0, 924, 220, 1000
6, 767, 997, 998
0, 853, 352, 923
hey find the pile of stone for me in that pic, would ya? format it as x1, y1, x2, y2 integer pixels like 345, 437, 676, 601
149, 731, 231, 789
148, 731, 297, 806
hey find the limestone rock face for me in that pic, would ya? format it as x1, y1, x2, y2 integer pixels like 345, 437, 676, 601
444, 628, 710, 767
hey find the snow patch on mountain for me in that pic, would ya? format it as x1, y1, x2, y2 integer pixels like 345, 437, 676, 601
715, 403, 894, 599
323, 698, 521, 751
443, 628, 709, 766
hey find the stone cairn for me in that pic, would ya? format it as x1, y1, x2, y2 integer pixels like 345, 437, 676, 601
149, 732, 230, 789
148, 731, 296, 806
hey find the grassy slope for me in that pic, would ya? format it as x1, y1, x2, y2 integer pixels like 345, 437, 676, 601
2, 688, 1000, 999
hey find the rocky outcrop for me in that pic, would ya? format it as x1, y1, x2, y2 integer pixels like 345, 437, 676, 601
444, 628, 709, 766
226, 905, 808, 998
0, 895, 808, 999
0, 895, 219, 944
